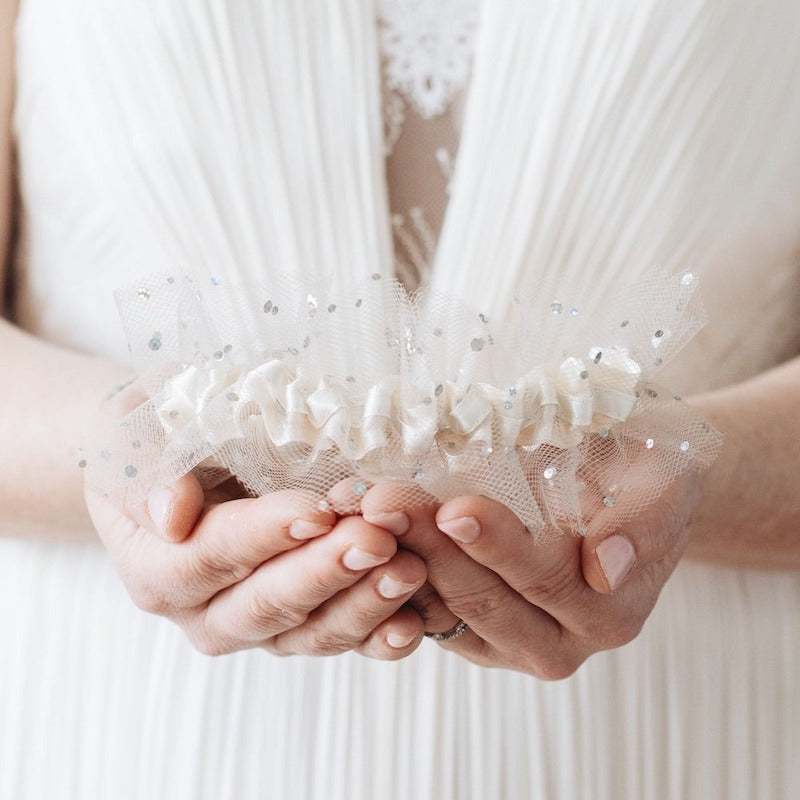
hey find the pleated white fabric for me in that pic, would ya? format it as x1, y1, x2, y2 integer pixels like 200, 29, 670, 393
5, 1, 800, 798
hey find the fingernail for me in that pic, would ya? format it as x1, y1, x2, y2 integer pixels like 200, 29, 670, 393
386, 631, 415, 649
596, 534, 636, 591
342, 547, 390, 571
437, 516, 480, 543
147, 487, 173, 534
363, 511, 409, 535
377, 575, 419, 599
289, 519, 332, 540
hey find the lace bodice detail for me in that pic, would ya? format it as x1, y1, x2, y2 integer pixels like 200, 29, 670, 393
377, 0, 482, 289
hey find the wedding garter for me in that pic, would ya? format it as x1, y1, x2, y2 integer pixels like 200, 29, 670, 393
83, 271, 720, 536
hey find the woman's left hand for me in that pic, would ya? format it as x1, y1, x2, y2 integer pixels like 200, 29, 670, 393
361, 476, 699, 678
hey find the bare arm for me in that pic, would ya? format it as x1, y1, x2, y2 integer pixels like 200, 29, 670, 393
687, 356, 800, 568
0, 0, 130, 539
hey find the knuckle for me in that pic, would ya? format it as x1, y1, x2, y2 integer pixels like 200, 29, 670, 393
599, 612, 645, 650
246, 590, 307, 632
518, 561, 584, 606
451, 586, 504, 620
186, 540, 246, 588
303, 621, 359, 656
529, 650, 585, 681
127, 580, 171, 615
188, 632, 230, 657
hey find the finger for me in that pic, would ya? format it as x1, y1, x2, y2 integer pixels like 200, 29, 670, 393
190, 515, 399, 653
361, 481, 438, 535
326, 476, 373, 515
434, 495, 593, 627
581, 472, 699, 594
146, 473, 205, 543
105, 490, 337, 614
357, 605, 427, 660
268, 549, 426, 657
361, 483, 457, 632
365, 486, 565, 656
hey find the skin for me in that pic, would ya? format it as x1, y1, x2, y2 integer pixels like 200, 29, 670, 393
2, 0, 799, 674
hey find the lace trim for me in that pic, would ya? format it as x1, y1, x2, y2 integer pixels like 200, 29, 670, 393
377, 0, 482, 119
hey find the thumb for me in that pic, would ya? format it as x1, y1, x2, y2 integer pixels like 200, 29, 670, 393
581, 474, 700, 594
146, 472, 205, 543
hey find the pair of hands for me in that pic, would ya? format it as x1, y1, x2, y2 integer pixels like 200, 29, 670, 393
85, 466, 698, 678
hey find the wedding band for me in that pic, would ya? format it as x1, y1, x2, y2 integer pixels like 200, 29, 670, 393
425, 619, 469, 642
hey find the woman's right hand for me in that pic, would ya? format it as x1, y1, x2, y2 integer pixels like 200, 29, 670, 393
84, 474, 427, 660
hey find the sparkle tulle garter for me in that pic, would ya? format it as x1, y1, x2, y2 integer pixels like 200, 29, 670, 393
84, 271, 720, 536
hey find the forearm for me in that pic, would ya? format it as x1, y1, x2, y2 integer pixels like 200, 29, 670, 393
686, 356, 800, 569
0, 317, 130, 539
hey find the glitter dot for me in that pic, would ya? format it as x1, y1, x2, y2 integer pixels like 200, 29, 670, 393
317, 499, 331, 512
543, 466, 557, 480
681, 272, 695, 286
167, 276, 175, 284
550, 301, 563, 315
646, 388, 658, 398
371, 272, 382, 280
355, 298, 363, 307
124, 465, 138, 479
226, 392, 239, 401
263, 300, 273, 313
503, 401, 513, 410
328, 303, 337, 313
433, 327, 443, 337
645, 438, 655, 449
169, 409, 179, 418
620, 320, 629, 328
346, 376, 356, 383
434, 384, 444, 397
478, 313, 489, 323
580, 370, 589, 380
422, 396, 432, 405
570, 307, 579, 317
598, 429, 609, 439
654, 329, 664, 338
413, 470, 424, 480
271, 305, 279, 315
679, 441, 690, 452
223, 344, 233, 353
210, 276, 221, 286
481, 444, 494, 456
137, 287, 151, 300
509, 387, 518, 397
78, 459, 87, 469
603, 496, 617, 507
353, 481, 367, 496
593, 351, 602, 364
148, 334, 162, 351
213, 351, 223, 360
470, 337, 485, 352
303, 337, 311, 348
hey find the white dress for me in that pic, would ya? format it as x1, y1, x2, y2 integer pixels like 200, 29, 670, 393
3, 2, 800, 798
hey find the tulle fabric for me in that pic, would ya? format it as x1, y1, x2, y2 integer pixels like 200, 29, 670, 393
85, 269, 719, 536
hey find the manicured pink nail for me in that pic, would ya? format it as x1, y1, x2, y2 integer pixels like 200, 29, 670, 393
596, 534, 636, 591
289, 519, 331, 540
147, 487, 173, 535
377, 575, 418, 599
362, 511, 410, 535
342, 548, 389, 571
437, 516, 480, 543
386, 631, 416, 648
